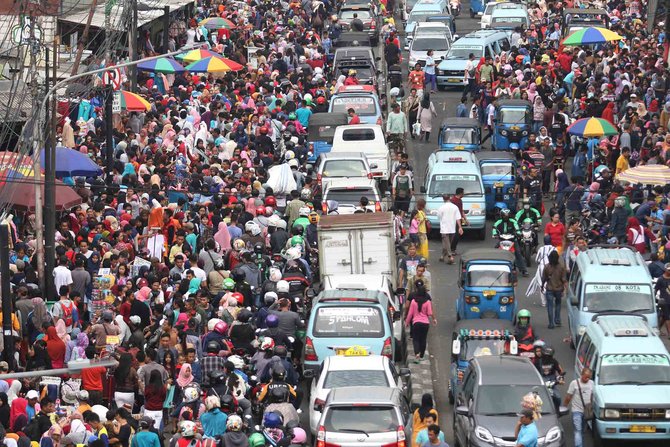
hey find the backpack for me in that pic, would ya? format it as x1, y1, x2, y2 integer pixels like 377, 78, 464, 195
60, 301, 74, 327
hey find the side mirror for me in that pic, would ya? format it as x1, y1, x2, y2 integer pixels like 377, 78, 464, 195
453, 34, 460, 40
441, 55, 445, 60
303, 369, 315, 379
570, 295, 578, 306
509, 339, 518, 355
559, 405, 570, 417
452, 339, 461, 355
399, 367, 411, 377
393, 310, 402, 321
455, 405, 470, 416
420, 186, 427, 193
314, 402, 324, 412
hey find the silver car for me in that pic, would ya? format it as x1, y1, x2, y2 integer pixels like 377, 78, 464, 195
316, 386, 413, 447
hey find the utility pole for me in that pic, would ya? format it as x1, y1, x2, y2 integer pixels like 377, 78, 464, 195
1, 221, 13, 367
129, 0, 138, 91
44, 35, 58, 298
163, 6, 170, 53
71, 0, 100, 75
106, 86, 114, 174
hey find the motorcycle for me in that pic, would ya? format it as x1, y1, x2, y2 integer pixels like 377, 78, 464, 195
308, 243, 320, 282
543, 374, 565, 409
498, 233, 516, 252
519, 220, 537, 267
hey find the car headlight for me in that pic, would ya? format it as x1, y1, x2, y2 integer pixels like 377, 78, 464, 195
507, 187, 515, 194
522, 130, 529, 136
474, 426, 494, 444
545, 426, 562, 443
578, 325, 587, 335
500, 296, 511, 305
604, 409, 620, 419
501, 130, 508, 136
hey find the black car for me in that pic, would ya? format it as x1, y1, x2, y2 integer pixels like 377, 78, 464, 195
453, 356, 568, 447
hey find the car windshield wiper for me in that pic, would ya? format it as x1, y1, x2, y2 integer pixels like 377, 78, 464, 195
481, 412, 518, 416
603, 380, 642, 385
627, 308, 653, 313
463, 192, 481, 196
641, 380, 670, 384
591, 309, 623, 313
338, 429, 369, 437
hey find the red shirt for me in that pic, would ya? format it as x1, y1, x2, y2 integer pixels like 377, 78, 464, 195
81, 366, 106, 391
349, 115, 361, 124
545, 222, 566, 247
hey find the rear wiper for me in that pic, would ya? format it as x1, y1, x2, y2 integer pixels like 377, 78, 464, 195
339, 429, 369, 437
642, 380, 670, 384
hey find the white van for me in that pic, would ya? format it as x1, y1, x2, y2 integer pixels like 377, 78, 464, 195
331, 125, 391, 190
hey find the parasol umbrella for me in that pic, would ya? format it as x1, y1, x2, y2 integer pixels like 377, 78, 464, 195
0, 174, 83, 211
116, 90, 152, 112
567, 117, 619, 138
40, 146, 103, 177
137, 57, 186, 74
0, 152, 34, 185
185, 56, 244, 73
175, 49, 223, 64
563, 27, 623, 46
616, 165, 670, 186
198, 17, 236, 30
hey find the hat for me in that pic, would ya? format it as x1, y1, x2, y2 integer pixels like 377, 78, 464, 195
129, 315, 142, 325
517, 408, 534, 419
630, 93, 637, 98
26, 390, 39, 399
77, 390, 89, 401
0, 361, 8, 371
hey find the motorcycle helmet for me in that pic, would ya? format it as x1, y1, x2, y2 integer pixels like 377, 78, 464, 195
284, 246, 302, 261
272, 364, 287, 381
223, 278, 236, 290
209, 370, 226, 384
308, 212, 319, 224
288, 158, 299, 169
182, 383, 201, 403
517, 309, 531, 327
269, 268, 282, 282
298, 207, 310, 217
264, 291, 278, 306
501, 208, 511, 218
292, 428, 307, 444
233, 239, 246, 251
231, 292, 245, 305
390, 87, 400, 97
285, 150, 295, 161
231, 270, 246, 282
276, 219, 287, 230
260, 337, 275, 351
273, 345, 288, 358
542, 346, 555, 358
237, 308, 253, 323
268, 214, 281, 228
300, 189, 313, 201
226, 415, 243, 431
180, 421, 197, 437
256, 206, 267, 217
264, 206, 274, 217
228, 355, 245, 370
220, 394, 236, 413
206, 340, 221, 354
254, 243, 265, 254
247, 222, 261, 236
263, 411, 283, 428
614, 196, 626, 208
214, 321, 229, 334
276, 280, 290, 294
249, 433, 266, 447
290, 235, 304, 247
207, 318, 223, 332
266, 314, 280, 328
270, 387, 289, 403
265, 196, 277, 207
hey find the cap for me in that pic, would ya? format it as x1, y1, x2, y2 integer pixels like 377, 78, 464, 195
630, 93, 637, 98
517, 408, 534, 419
26, 390, 39, 399
0, 361, 8, 371
129, 315, 141, 325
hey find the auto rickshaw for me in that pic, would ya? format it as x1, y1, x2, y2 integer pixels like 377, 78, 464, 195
457, 249, 517, 321
438, 117, 481, 152
306, 113, 349, 163
469, 0, 485, 17
476, 151, 518, 216
492, 99, 532, 152
449, 319, 517, 403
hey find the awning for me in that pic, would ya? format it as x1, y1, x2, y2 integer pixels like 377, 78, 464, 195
59, 0, 194, 31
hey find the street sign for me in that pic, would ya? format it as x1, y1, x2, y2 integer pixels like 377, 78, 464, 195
102, 68, 122, 90
112, 91, 121, 113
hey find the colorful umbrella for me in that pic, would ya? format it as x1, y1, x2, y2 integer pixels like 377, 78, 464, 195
116, 90, 152, 112
185, 56, 244, 73
563, 27, 623, 46
616, 165, 670, 186
199, 17, 236, 30
567, 117, 619, 138
175, 49, 223, 64
137, 57, 185, 74
40, 146, 103, 177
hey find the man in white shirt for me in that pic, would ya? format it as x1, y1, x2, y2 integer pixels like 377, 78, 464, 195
435, 194, 463, 264
53, 255, 73, 294
462, 53, 477, 101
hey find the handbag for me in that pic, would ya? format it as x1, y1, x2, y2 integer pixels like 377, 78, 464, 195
576, 379, 594, 420
412, 121, 421, 136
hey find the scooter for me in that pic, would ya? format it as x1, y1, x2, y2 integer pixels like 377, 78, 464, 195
498, 233, 516, 252
519, 220, 537, 266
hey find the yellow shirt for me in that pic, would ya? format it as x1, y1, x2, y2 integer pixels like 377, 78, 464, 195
615, 155, 629, 175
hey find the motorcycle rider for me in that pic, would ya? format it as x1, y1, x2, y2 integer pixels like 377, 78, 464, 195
609, 196, 628, 243
534, 346, 565, 409
513, 309, 538, 349
292, 207, 311, 232
305, 212, 319, 247
202, 340, 228, 387
492, 209, 528, 276
269, 217, 290, 254
252, 242, 272, 281
257, 363, 298, 406
515, 198, 542, 250
259, 313, 292, 350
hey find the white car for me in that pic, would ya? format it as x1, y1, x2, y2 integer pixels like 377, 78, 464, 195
480, 1, 526, 29
408, 32, 451, 68
305, 353, 412, 434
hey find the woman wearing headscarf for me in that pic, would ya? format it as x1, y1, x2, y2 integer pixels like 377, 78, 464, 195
554, 169, 570, 205
27, 298, 50, 343
405, 279, 436, 363
55, 320, 69, 343
6, 381, 21, 405
85, 252, 101, 275
213, 222, 231, 253
9, 398, 27, 431
601, 101, 616, 125
580, 182, 602, 208
67, 417, 89, 445
45, 326, 66, 369
627, 217, 655, 254
0, 392, 10, 430
39, 423, 62, 447
411, 394, 438, 447
532, 95, 545, 133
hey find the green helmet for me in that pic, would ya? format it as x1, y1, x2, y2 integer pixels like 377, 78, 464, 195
517, 309, 531, 321
290, 235, 304, 247
249, 433, 266, 447
288, 113, 297, 120
223, 278, 236, 290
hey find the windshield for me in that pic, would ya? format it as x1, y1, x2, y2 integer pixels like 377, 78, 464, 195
499, 109, 528, 124
322, 160, 368, 177
323, 370, 389, 388
325, 188, 377, 205
583, 284, 654, 313
447, 46, 483, 60
313, 306, 384, 337
476, 385, 554, 415
429, 174, 482, 196
481, 162, 514, 177
408, 12, 435, 23
599, 354, 670, 385
463, 339, 508, 359
324, 406, 399, 432
467, 264, 512, 287
331, 96, 378, 116
442, 128, 475, 144
412, 37, 449, 52
340, 10, 372, 20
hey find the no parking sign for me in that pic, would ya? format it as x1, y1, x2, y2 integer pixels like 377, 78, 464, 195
102, 68, 122, 90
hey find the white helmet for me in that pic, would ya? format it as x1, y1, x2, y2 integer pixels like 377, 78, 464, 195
182, 383, 201, 403
269, 268, 282, 282
285, 150, 295, 161
180, 421, 197, 437
207, 318, 223, 332
233, 239, 246, 251
260, 337, 275, 351
390, 87, 400, 97
228, 354, 245, 370
245, 220, 257, 233
226, 415, 243, 431
285, 246, 302, 261
276, 219, 287, 230
298, 206, 310, 217
276, 280, 290, 294
268, 214, 282, 227
288, 158, 299, 168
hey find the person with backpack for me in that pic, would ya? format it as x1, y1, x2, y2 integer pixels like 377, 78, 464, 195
51, 286, 77, 334
24, 398, 55, 441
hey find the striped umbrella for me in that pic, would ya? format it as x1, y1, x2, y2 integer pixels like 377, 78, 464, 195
137, 57, 186, 74
567, 117, 618, 138
199, 17, 236, 30
116, 90, 152, 112
563, 27, 623, 46
175, 49, 223, 64
185, 56, 244, 73
616, 165, 670, 186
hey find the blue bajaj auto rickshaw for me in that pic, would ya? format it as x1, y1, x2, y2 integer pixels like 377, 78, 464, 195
457, 249, 517, 321
477, 151, 517, 216
449, 320, 517, 403
307, 113, 349, 163
438, 118, 481, 152
492, 99, 532, 152
470, 0, 485, 17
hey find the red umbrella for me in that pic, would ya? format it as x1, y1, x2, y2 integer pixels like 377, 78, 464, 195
0, 175, 83, 211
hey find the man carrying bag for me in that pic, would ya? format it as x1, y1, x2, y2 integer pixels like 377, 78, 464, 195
563, 367, 594, 447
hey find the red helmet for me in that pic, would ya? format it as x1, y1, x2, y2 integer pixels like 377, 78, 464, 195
231, 292, 244, 305
256, 206, 267, 216
259, 126, 268, 135
265, 196, 277, 207
214, 321, 228, 334
316, 96, 326, 105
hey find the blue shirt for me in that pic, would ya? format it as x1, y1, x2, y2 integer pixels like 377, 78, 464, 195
416, 428, 445, 446
295, 107, 313, 128
517, 422, 538, 447
201, 408, 228, 438
228, 224, 242, 240
131, 431, 162, 447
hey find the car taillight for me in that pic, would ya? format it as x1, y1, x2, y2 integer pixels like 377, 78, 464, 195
381, 337, 392, 358
369, 20, 376, 29
367, 172, 373, 179
317, 173, 322, 185
305, 336, 318, 361
322, 202, 328, 214
314, 397, 326, 409
316, 425, 326, 447
397, 425, 406, 447
375, 201, 382, 212
376, 116, 382, 125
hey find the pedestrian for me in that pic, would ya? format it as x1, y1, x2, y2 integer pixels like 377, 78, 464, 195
436, 194, 463, 264
392, 164, 413, 213
541, 251, 567, 329
653, 263, 670, 337
424, 50, 437, 93
563, 368, 594, 447
405, 280, 436, 363
404, 89, 421, 138
514, 408, 538, 447
412, 394, 438, 447
526, 235, 556, 307
544, 212, 566, 255
417, 93, 437, 142
408, 64, 426, 100
424, 425, 449, 447
450, 188, 467, 255
462, 53, 477, 101
414, 413, 445, 446
387, 103, 409, 152
414, 199, 430, 260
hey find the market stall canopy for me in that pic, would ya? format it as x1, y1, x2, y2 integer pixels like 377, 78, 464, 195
616, 165, 670, 186
567, 117, 618, 138
0, 174, 83, 211
563, 27, 623, 46
40, 146, 103, 177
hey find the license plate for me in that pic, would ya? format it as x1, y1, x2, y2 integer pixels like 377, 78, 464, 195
630, 425, 656, 433
448, 79, 461, 83
500, 306, 507, 312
